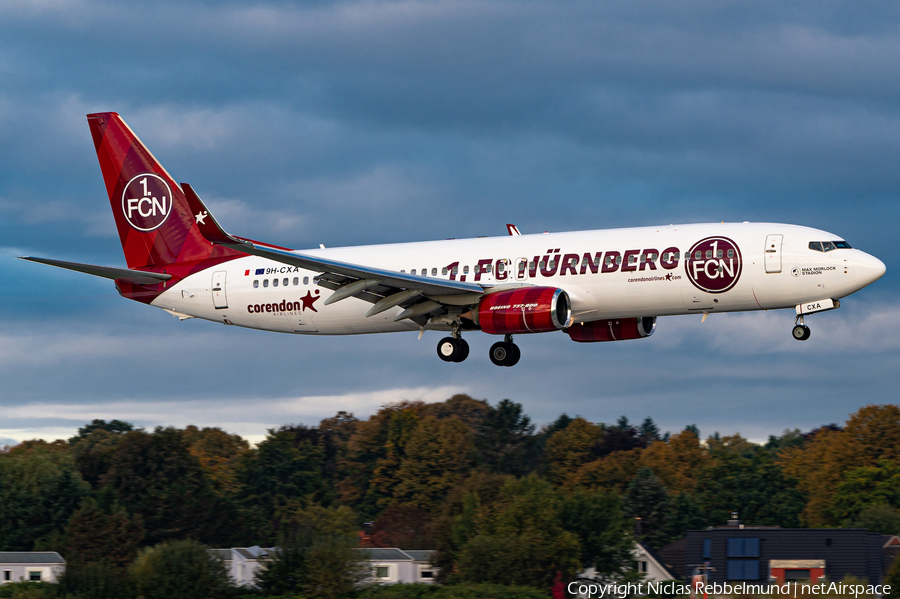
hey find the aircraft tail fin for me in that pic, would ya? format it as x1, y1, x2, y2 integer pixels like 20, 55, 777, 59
87, 112, 241, 270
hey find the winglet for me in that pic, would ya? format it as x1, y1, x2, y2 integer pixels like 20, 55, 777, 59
507, 224, 521, 236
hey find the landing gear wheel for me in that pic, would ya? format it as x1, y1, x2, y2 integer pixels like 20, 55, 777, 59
437, 337, 469, 362
792, 325, 811, 341
489, 341, 521, 367
454, 338, 470, 362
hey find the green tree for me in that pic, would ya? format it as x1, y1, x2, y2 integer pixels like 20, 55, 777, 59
454, 475, 581, 589
885, 550, 900, 599
851, 504, 900, 534
100, 428, 240, 545
476, 399, 538, 476
255, 505, 369, 599
69, 420, 135, 444
64, 498, 144, 568
559, 488, 634, 576
623, 468, 671, 550
695, 447, 805, 527
130, 539, 233, 599
828, 460, 900, 523
0, 442, 89, 550
663, 492, 707, 541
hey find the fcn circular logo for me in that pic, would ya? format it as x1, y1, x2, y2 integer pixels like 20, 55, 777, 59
121, 173, 172, 231
684, 236, 742, 293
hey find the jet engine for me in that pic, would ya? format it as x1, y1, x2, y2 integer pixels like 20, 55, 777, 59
566, 316, 656, 342
473, 287, 572, 334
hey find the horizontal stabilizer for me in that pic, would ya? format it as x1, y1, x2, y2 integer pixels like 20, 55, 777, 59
18, 257, 172, 285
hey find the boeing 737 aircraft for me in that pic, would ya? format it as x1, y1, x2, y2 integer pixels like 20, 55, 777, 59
21, 113, 886, 366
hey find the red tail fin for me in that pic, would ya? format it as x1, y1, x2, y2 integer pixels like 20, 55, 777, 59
87, 112, 240, 270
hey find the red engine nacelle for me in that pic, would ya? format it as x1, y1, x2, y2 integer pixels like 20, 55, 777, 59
474, 287, 572, 335
566, 317, 656, 343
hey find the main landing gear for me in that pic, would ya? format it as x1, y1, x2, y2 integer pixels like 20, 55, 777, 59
489, 335, 520, 367
792, 315, 811, 341
437, 332, 469, 363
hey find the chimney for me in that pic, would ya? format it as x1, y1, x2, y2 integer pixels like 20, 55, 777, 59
634, 517, 643, 536
728, 511, 740, 527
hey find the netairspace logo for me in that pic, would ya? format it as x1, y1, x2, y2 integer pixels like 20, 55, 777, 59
567, 582, 892, 598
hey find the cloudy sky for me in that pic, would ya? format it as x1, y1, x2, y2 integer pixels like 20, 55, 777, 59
1, 0, 898, 446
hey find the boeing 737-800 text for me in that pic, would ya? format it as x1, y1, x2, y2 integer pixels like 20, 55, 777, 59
21, 113, 886, 366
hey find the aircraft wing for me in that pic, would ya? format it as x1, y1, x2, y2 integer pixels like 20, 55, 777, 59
182, 184, 486, 320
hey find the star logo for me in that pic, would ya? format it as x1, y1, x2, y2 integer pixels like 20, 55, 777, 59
300, 289, 320, 312
665, 273, 673, 281
195, 211, 208, 224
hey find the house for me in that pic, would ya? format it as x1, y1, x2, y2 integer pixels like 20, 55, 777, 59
666, 518, 892, 584
209, 546, 438, 587
0, 552, 66, 584
360, 548, 438, 584
574, 542, 677, 597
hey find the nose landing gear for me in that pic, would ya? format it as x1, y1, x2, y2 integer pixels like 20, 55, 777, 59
489, 335, 521, 367
792, 315, 811, 341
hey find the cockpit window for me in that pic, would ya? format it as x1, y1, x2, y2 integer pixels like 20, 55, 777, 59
809, 240, 852, 252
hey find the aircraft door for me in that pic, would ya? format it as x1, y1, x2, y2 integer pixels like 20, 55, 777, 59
212, 271, 228, 309
765, 234, 783, 273
515, 258, 529, 280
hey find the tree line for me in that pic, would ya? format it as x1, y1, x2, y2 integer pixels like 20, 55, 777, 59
1, 398, 900, 598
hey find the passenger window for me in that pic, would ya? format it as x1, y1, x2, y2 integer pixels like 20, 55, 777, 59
539, 260, 547, 269
716, 250, 723, 258
452, 266, 458, 275
594, 256, 601, 267
695, 251, 701, 260
529, 261, 536, 269
263, 279, 269, 287
273, 278, 278, 287
422, 268, 427, 276
463, 266, 469, 274
283, 278, 288, 286
519, 262, 527, 273
498, 262, 505, 273
727, 249, 734, 258
675, 252, 680, 260
616, 255, 622, 265
486, 264, 493, 273
822, 241, 836, 252
253, 280, 259, 288
411, 269, 416, 275
303, 276, 309, 285
705, 250, 712, 259
432, 268, 437, 276
293, 277, 299, 285
442, 267, 448, 275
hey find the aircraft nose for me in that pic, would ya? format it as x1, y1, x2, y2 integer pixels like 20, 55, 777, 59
854, 252, 886, 289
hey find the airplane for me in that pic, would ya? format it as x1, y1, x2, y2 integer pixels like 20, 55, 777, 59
21, 112, 886, 367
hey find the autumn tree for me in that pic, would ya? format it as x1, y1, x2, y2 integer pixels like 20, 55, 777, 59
544, 418, 604, 485
369, 503, 435, 549
182, 425, 249, 494
638, 430, 707, 493
565, 448, 642, 493
100, 427, 241, 545
393, 417, 475, 511
782, 405, 900, 526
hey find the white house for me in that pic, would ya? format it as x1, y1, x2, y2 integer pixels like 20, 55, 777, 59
0, 552, 66, 584
210, 546, 438, 587
575, 542, 677, 597
361, 548, 438, 584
